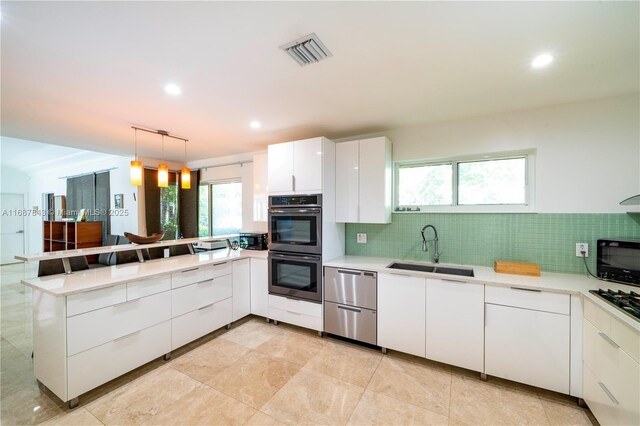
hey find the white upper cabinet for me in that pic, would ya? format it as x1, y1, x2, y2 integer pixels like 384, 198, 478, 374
268, 137, 328, 194
336, 137, 392, 224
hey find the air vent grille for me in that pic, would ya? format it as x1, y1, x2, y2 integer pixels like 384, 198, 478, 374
280, 33, 332, 66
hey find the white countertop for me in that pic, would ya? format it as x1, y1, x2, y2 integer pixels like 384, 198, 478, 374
21, 249, 268, 296
324, 255, 640, 331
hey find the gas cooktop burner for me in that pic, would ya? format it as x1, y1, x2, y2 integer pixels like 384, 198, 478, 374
590, 289, 640, 321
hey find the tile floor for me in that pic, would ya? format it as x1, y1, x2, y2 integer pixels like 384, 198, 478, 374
0, 262, 598, 425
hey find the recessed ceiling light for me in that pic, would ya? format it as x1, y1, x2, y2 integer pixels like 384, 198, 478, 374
164, 84, 181, 95
531, 54, 553, 69
250, 121, 261, 129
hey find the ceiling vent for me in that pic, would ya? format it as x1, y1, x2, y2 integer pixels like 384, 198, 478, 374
280, 33, 332, 66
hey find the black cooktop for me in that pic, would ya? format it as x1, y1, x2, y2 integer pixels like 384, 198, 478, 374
590, 289, 640, 321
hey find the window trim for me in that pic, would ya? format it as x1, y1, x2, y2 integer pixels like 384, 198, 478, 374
394, 150, 536, 213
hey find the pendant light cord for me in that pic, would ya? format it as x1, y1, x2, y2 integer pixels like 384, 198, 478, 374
134, 128, 138, 161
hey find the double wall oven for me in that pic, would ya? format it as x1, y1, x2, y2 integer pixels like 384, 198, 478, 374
268, 195, 323, 303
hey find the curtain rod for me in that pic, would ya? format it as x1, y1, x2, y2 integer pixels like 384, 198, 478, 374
58, 168, 117, 179
131, 126, 188, 142
200, 160, 253, 171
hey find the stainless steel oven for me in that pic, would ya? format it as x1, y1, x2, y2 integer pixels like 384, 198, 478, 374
268, 251, 322, 303
268, 195, 322, 255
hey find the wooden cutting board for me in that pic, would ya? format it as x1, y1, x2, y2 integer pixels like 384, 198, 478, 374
494, 260, 541, 277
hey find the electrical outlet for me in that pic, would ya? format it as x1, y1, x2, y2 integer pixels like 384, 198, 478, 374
164, 248, 170, 258
356, 233, 367, 244
576, 243, 589, 257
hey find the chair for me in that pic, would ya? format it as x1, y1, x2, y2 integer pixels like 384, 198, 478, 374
88, 234, 120, 268
38, 256, 89, 277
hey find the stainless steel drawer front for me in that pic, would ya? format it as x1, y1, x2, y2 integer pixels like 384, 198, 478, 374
324, 267, 377, 310
324, 301, 377, 345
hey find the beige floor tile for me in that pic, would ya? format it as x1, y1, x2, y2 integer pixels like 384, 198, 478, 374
244, 411, 287, 426
220, 319, 283, 349
262, 368, 364, 425
40, 407, 104, 425
84, 366, 201, 424
169, 338, 251, 383
151, 384, 256, 425
254, 330, 326, 365
367, 356, 451, 417
541, 399, 595, 426
305, 340, 382, 388
385, 349, 452, 372
207, 351, 302, 409
449, 375, 550, 425
347, 389, 449, 426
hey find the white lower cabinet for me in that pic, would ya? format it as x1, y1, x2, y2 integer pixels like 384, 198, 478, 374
267, 295, 322, 331
377, 273, 426, 357
425, 278, 484, 372
485, 303, 570, 394
171, 298, 233, 350
250, 258, 269, 317
67, 320, 171, 399
232, 259, 251, 321
171, 275, 232, 318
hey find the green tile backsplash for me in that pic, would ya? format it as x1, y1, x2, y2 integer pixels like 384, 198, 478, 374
345, 213, 640, 274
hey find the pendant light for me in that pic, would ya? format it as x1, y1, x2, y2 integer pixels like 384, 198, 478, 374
158, 134, 169, 188
181, 140, 191, 189
130, 128, 142, 186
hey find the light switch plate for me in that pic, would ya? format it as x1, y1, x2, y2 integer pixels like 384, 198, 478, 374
357, 233, 367, 244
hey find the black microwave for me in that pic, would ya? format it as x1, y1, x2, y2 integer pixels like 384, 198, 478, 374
239, 232, 268, 250
597, 239, 640, 286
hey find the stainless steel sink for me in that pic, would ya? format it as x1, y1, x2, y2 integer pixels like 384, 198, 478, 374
387, 262, 474, 277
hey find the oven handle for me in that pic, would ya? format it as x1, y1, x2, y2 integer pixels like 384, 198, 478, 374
269, 208, 321, 214
270, 252, 321, 262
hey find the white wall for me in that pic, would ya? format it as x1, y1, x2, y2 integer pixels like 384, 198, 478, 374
26, 156, 138, 253
336, 94, 640, 213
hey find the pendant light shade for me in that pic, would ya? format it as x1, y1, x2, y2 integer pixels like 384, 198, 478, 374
130, 160, 143, 186
130, 128, 142, 186
158, 164, 169, 188
181, 167, 191, 189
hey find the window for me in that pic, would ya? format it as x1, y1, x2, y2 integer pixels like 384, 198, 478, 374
160, 181, 178, 239
198, 180, 242, 236
395, 153, 532, 211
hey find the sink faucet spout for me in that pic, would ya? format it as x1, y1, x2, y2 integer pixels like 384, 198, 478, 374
421, 225, 440, 264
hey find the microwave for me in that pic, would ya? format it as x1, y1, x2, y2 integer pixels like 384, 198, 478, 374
239, 232, 268, 251
597, 239, 640, 286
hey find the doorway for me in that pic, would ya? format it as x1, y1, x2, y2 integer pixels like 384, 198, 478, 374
1, 193, 25, 264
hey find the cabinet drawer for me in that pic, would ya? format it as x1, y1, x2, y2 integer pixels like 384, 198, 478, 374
324, 301, 376, 345
67, 284, 127, 317
268, 295, 322, 317
268, 305, 322, 331
584, 298, 640, 363
485, 285, 569, 315
67, 320, 171, 399
172, 275, 232, 318
67, 291, 171, 356
127, 275, 171, 300
171, 266, 211, 289
171, 298, 232, 350
210, 261, 232, 279
583, 319, 640, 420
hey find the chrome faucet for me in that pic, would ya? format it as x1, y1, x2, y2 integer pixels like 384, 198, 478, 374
421, 225, 440, 263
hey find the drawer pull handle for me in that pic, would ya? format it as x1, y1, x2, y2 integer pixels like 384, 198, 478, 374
509, 287, 542, 293
285, 310, 302, 315
389, 272, 411, 277
337, 269, 361, 276
114, 330, 141, 342
213, 262, 227, 267
285, 297, 301, 302
598, 332, 620, 349
198, 303, 215, 311
337, 305, 361, 313
441, 278, 467, 284
181, 267, 199, 273
598, 382, 619, 405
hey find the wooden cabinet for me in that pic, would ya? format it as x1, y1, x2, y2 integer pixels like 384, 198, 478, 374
485, 294, 570, 394
377, 272, 426, 357
232, 259, 251, 321
268, 137, 330, 194
336, 137, 392, 224
425, 278, 484, 372
43, 220, 102, 252
250, 258, 269, 317
583, 299, 640, 426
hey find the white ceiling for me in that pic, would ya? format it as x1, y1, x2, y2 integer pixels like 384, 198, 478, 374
1, 1, 638, 162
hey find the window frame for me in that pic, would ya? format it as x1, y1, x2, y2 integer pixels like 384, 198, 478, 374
394, 151, 535, 213
208, 178, 243, 236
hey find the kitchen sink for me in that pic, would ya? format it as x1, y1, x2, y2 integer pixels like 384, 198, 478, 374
387, 262, 474, 277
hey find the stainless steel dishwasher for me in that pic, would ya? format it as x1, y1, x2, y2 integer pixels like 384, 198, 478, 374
324, 267, 377, 345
